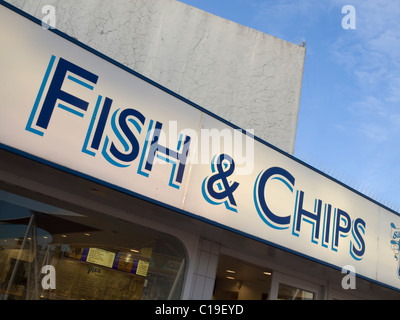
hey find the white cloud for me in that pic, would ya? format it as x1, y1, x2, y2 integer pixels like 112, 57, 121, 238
386, 78, 400, 103
332, 1, 400, 84
248, 0, 329, 44
350, 96, 387, 117
357, 123, 389, 142
330, 0, 400, 144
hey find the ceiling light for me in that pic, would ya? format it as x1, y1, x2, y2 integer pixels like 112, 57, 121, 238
226, 269, 236, 274
84, 233, 90, 236
263, 271, 272, 276
130, 249, 139, 253
61, 234, 67, 238
226, 276, 235, 280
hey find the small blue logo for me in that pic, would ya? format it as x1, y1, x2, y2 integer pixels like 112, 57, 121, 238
202, 154, 239, 212
390, 223, 400, 279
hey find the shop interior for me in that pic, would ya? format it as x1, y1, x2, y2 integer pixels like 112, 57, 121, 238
0, 190, 186, 300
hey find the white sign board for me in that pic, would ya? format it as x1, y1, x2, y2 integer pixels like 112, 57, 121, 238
1, 3, 400, 291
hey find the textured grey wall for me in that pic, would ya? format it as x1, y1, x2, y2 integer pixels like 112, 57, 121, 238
6, 0, 305, 154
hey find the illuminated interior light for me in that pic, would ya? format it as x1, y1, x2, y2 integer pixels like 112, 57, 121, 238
125, 253, 132, 262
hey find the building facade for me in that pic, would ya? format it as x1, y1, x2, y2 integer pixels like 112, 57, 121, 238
6, 0, 305, 155
1, 1, 400, 300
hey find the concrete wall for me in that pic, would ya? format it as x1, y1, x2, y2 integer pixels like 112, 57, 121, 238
5, 0, 305, 154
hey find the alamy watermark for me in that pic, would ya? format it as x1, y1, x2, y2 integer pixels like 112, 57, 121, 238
41, 5, 56, 29
41, 265, 56, 290
152, 121, 255, 175
342, 5, 356, 30
341, 265, 356, 290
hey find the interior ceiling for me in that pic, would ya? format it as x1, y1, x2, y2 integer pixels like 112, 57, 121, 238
216, 254, 272, 283
1, 212, 101, 234
0, 190, 159, 251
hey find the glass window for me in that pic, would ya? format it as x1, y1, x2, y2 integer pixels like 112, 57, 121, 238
213, 254, 272, 300
0, 190, 186, 300
277, 283, 315, 300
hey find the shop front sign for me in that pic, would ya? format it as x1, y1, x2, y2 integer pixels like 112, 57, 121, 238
1, 3, 399, 291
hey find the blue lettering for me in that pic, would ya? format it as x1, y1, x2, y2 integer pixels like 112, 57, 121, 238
293, 193, 321, 244
350, 218, 366, 260
333, 209, 351, 251
140, 121, 190, 188
27, 55, 194, 189
90, 96, 112, 151
254, 167, 295, 230
253, 166, 366, 260
105, 107, 145, 164
321, 204, 332, 248
36, 57, 98, 130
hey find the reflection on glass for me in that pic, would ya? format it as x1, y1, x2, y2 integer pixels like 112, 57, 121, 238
277, 283, 314, 300
213, 255, 272, 300
0, 191, 186, 300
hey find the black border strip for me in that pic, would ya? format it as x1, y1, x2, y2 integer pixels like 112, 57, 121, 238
1, 0, 399, 293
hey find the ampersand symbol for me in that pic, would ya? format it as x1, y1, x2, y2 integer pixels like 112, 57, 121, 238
202, 154, 239, 212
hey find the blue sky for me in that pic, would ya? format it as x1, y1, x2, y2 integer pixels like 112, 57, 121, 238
178, 0, 400, 211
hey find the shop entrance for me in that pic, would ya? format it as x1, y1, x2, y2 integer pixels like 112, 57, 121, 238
212, 254, 272, 300
269, 272, 322, 300
0, 189, 187, 300
212, 253, 324, 300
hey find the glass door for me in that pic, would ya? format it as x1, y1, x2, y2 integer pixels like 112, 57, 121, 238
269, 272, 323, 300
213, 254, 273, 300
277, 283, 315, 300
